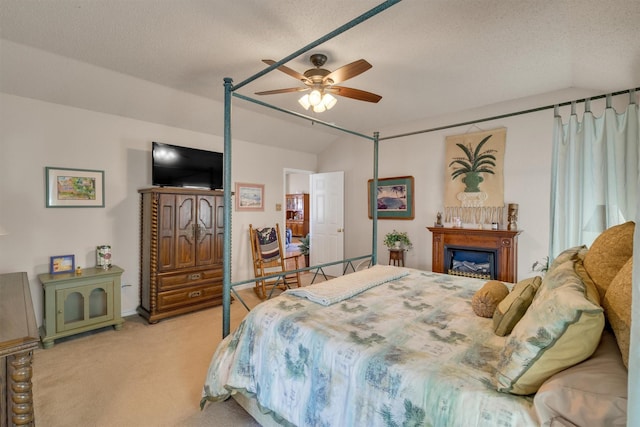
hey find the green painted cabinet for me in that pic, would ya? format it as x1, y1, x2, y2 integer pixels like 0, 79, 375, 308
39, 266, 124, 348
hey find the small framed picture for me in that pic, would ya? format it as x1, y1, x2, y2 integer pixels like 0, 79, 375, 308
46, 167, 105, 208
235, 182, 264, 211
50, 254, 75, 275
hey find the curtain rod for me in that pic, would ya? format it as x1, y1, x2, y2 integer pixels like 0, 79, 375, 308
379, 87, 640, 141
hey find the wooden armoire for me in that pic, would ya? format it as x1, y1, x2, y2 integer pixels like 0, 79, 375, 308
138, 187, 224, 323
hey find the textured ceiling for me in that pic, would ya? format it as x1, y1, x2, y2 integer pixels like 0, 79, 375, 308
1, 0, 640, 153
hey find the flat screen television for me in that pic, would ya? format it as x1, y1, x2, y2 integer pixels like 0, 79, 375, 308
152, 142, 223, 190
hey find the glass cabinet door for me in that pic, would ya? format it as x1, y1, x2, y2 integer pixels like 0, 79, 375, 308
55, 280, 114, 332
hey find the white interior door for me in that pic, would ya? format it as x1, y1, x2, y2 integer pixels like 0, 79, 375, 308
310, 171, 344, 277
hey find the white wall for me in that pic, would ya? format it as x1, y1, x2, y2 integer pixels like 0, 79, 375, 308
317, 106, 554, 279
286, 173, 310, 194
0, 93, 316, 325
317, 93, 634, 280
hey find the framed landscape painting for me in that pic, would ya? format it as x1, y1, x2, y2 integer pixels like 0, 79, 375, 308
235, 182, 264, 211
368, 176, 414, 220
46, 167, 105, 208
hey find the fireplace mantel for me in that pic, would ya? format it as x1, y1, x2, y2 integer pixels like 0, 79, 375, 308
427, 227, 522, 283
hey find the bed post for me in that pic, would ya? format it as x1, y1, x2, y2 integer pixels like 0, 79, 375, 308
222, 77, 233, 338
372, 131, 379, 265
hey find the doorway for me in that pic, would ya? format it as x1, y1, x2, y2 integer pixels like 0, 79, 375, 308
284, 169, 345, 277
283, 169, 313, 261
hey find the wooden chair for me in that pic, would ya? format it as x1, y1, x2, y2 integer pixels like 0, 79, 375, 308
249, 223, 302, 299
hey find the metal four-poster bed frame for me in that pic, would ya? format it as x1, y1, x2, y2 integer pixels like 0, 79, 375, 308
220, 0, 402, 337
218, 0, 640, 340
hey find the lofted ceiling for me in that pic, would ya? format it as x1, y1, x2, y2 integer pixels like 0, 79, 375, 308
1, 0, 640, 153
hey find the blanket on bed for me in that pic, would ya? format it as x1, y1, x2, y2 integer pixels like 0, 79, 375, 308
284, 264, 409, 305
202, 268, 537, 427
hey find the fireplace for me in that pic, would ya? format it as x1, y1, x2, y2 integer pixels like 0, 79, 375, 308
427, 227, 521, 283
445, 246, 498, 280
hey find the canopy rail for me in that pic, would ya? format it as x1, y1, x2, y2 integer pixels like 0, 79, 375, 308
232, 93, 375, 141
379, 87, 640, 141
231, 0, 402, 92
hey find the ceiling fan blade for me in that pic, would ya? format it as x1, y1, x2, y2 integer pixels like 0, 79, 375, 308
262, 59, 309, 83
255, 87, 309, 96
328, 86, 382, 103
323, 59, 372, 85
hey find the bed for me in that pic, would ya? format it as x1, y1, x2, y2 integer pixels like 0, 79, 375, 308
201, 221, 632, 427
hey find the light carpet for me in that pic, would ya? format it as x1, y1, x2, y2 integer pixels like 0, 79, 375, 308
32, 286, 274, 427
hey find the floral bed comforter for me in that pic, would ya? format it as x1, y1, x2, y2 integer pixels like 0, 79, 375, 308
202, 268, 537, 426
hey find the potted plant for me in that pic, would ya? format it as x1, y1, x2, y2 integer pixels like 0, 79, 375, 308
383, 230, 412, 250
298, 233, 310, 267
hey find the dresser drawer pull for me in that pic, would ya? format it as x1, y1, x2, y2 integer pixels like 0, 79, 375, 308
189, 273, 202, 280
188, 290, 202, 298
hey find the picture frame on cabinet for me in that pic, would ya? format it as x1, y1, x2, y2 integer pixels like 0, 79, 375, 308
368, 176, 415, 220
45, 167, 105, 208
49, 254, 75, 275
235, 182, 264, 211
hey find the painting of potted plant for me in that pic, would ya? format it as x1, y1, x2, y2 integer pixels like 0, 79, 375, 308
448, 134, 497, 192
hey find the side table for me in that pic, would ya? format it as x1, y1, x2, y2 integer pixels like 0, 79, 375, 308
388, 249, 405, 267
39, 266, 124, 349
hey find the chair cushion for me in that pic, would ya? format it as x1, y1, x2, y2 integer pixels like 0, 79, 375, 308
494, 260, 604, 395
582, 221, 635, 300
602, 257, 633, 368
256, 227, 280, 260
534, 329, 627, 427
471, 280, 509, 318
492, 276, 542, 336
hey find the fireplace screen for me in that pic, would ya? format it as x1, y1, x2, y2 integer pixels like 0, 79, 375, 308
445, 246, 497, 280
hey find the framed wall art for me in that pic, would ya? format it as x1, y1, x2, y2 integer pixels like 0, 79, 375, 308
46, 167, 105, 208
49, 254, 75, 275
368, 176, 414, 220
235, 182, 264, 211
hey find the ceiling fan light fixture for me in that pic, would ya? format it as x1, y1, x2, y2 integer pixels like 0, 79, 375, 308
309, 89, 323, 106
298, 94, 311, 110
312, 103, 326, 113
323, 93, 337, 110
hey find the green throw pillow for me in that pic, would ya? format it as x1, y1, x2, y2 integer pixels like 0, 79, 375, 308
492, 276, 542, 336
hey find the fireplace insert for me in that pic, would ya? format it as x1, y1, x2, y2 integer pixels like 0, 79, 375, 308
444, 246, 497, 280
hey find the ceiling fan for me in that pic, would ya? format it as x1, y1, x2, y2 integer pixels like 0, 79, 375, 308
255, 53, 382, 112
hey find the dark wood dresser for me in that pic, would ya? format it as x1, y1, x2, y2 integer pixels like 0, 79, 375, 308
0, 272, 38, 427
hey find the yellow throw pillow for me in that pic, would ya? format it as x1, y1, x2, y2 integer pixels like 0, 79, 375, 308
494, 260, 605, 395
603, 257, 633, 369
492, 276, 541, 336
583, 221, 635, 300
471, 280, 509, 318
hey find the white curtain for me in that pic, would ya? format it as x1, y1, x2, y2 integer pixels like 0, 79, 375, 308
550, 97, 639, 256
550, 93, 640, 426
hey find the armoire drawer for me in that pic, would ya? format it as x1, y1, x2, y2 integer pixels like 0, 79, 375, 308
157, 268, 222, 291
157, 282, 223, 312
